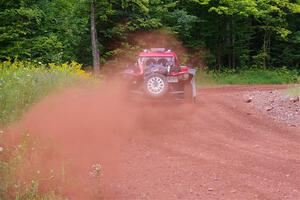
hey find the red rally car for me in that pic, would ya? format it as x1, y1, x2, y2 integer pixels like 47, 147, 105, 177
121, 48, 197, 103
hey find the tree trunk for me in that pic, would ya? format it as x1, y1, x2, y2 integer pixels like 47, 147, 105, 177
232, 34, 236, 69
91, 0, 100, 73
216, 17, 222, 71
266, 32, 271, 67
216, 46, 221, 72
226, 20, 232, 68
231, 17, 236, 69
262, 29, 271, 68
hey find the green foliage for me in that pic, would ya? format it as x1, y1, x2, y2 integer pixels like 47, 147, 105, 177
163, 9, 198, 44
0, 0, 89, 64
173, 0, 300, 69
0, 60, 87, 126
0, 0, 299, 69
207, 67, 299, 85
195, 69, 217, 86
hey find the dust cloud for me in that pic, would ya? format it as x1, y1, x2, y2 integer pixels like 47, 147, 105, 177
5, 79, 194, 199
4, 31, 197, 199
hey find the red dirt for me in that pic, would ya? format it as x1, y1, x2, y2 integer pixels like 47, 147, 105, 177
7, 84, 300, 200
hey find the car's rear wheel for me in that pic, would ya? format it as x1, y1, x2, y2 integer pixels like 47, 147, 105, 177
144, 73, 168, 97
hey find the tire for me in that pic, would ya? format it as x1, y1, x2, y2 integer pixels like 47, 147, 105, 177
184, 79, 196, 103
144, 73, 168, 98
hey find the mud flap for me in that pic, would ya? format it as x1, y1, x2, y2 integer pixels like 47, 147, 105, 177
191, 77, 197, 98
188, 68, 197, 98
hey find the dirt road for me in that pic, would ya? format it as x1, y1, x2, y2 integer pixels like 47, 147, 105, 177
102, 85, 300, 200
11, 85, 300, 200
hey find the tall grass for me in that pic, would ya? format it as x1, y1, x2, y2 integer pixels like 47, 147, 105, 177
196, 67, 300, 86
0, 60, 89, 200
0, 60, 88, 126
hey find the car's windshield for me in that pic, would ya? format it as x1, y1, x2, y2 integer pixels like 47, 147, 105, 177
138, 56, 175, 69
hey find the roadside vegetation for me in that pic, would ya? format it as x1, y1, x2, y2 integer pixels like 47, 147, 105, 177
0, 60, 89, 200
196, 67, 300, 86
0, 60, 88, 126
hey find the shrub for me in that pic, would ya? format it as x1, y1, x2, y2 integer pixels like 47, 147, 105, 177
0, 60, 88, 126
0, 60, 90, 200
